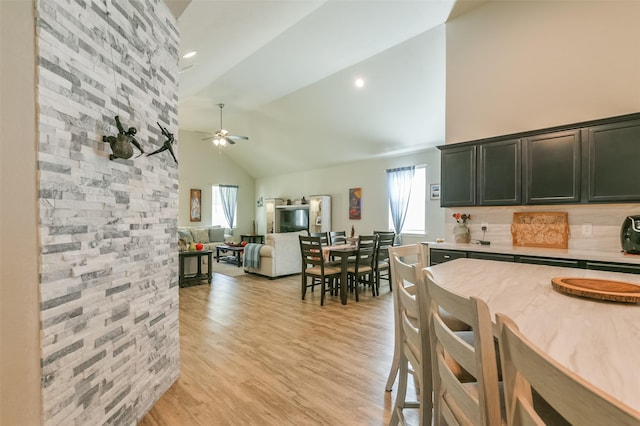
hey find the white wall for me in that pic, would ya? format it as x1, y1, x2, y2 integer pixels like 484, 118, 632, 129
446, 0, 640, 144
255, 148, 445, 243
178, 130, 256, 236
0, 1, 41, 424
444, 1, 640, 252
206, 24, 447, 180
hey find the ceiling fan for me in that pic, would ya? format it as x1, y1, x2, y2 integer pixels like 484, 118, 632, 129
201, 103, 249, 147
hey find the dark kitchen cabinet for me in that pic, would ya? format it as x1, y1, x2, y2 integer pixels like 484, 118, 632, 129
585, 119, 640, 202
439, 113, 640, 207
430, 249, 467, 265
478, 139, 521, 205
467, 252, 515, 262
429, 247, 639, 274
516, 256, 582, 269
523, 130, 581, 204
585, 262, 640, 274
440, 145, 476, 207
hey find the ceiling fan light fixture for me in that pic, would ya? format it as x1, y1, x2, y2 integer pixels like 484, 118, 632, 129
201, 104, 249, 152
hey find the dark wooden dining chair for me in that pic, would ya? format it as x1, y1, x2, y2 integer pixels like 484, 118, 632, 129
374, 230, 395, 294
329, 230, 347, 245
299, 235, 341, 306
345, 234, 377, 301
309, 232, 329, 246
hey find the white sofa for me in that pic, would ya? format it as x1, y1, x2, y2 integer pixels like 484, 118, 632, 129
244, 231, 306, 278
178, 226, 233, 274
178, 226, 232, 250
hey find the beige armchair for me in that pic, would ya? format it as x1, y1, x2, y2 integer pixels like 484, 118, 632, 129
244, 231, 307, 278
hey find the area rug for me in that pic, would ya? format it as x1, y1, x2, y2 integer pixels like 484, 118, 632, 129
211, 260, 247, 277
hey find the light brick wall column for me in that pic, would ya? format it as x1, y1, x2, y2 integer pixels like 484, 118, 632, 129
36, 0, 180, 424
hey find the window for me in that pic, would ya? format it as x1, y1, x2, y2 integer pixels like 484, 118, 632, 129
211, 185, 237, 228
388, 165, 426, 233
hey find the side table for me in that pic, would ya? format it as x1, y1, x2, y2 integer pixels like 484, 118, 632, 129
179, 250, 213, 287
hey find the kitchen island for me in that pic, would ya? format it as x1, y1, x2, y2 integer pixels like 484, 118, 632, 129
427, 258, 640, 414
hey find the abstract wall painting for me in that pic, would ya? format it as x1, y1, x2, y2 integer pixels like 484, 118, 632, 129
349, 187, 362, 220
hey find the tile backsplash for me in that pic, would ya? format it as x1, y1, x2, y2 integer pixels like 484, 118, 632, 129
445, 204, 640, 253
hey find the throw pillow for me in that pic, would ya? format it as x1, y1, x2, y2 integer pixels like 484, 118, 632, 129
177, 229, 194, 243
191, 228, 210, 244
208, 227, 226, 242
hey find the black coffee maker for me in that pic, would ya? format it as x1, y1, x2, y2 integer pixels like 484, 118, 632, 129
620, 215, 640, 254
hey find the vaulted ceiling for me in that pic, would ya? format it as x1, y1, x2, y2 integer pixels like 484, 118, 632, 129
171, 0, 483, 178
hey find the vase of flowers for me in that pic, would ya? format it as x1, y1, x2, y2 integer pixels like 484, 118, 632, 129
452, 213, 471, 243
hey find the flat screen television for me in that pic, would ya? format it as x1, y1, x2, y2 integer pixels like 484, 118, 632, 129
279, 208, 309, 232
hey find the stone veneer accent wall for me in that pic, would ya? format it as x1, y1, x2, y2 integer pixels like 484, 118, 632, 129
36, 0, 179, 424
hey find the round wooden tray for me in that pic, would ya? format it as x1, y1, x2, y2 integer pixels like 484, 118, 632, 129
551, 277, 640, 303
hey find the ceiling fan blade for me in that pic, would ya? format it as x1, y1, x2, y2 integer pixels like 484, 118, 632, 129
211, 104, 249, 145
201, 136, 214, 141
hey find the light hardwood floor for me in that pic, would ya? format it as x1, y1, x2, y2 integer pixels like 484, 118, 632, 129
139, 268, 417, 425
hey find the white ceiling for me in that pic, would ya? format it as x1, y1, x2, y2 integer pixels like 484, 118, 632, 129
173, 0, 474, 178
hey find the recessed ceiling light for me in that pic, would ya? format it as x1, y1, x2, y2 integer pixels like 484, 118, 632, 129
355, 78, 365, 88
182, 51, 197, 59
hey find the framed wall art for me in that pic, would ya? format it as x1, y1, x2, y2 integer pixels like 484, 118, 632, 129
349, 187, 362, 220
190, 189, 201, 222
430, 184, 441, 200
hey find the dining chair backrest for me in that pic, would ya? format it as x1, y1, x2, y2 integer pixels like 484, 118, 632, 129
310, 232, 329, 246
496, 313, 640, 426
386, 244, 425, 391
373, 231, 395, 293
424, 270, 502, 426
389, 250, 433, 425
345, 235, 378, 301
299, 235, 325, 269
388, 244, 422, 269
355, 234, 377, 267
329, 231, 347, 245
374, 230, 395, 250
299, 235, 342, 306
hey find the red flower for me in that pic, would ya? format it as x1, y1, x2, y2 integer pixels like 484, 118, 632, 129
452, 213, 471, 223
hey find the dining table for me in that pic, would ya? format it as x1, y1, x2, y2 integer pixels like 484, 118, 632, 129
427, 258, 640, 414
323, 244, 357, 305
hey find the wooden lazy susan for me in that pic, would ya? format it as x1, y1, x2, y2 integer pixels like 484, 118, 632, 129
551, 277, 640, 303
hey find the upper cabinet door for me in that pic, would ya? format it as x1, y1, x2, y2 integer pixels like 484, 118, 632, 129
523, 130, 581, 204
586, 119, 640, 202
478, 139, 521, 205
440, 145, 476, 207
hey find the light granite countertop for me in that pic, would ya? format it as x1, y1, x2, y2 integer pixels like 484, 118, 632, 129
422, 241, 640, 265
427, 258, 640, 413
